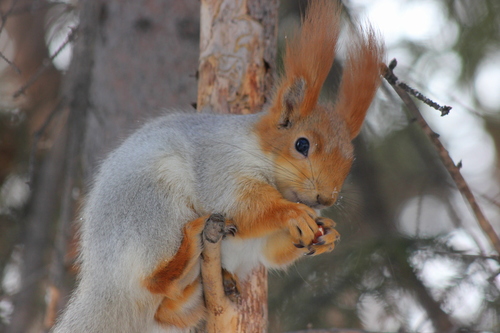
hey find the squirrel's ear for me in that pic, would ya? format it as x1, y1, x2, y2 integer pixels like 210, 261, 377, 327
336, 27, 385, 139
277, 78, 306, 128
268, 0, 340, 128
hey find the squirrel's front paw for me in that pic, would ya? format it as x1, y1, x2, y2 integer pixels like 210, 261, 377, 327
203, 214, 237, 244
284, 203, 319, 247
304, 217, 340, 256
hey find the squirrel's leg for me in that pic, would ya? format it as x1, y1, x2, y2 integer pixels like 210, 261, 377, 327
264, 217, 341, 266
145, 214, 236, 328
233, 180, 320, 246
144, 216, 207, 327
231, 181, 341, 265
154, 278, 206, 328
144, 215, 206, 297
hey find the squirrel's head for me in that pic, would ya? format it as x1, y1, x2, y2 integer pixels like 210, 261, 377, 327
254, 0, 384, 209
255, 78, 356, 209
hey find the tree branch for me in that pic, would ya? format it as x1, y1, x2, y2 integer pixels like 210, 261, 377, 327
383, 60, 500, 255
12, 26, 77, 98
384, 59, 452, 116
201, 215, 238, 332
0, 51, 21, 73
0, 0, 22, 73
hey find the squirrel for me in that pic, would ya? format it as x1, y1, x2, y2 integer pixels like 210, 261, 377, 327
53, 0, 384, 332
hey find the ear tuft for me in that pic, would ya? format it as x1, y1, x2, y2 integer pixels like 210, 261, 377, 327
336, 26, 385, 139
265, 0, 341, 128
278, 78, 306, 128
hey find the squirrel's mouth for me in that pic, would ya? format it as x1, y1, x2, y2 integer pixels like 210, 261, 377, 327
290, 192, 299, 203
284, 190, 303, 205
287, 191, 325, 210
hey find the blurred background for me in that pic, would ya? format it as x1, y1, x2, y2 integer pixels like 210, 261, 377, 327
0, 0, 499, 332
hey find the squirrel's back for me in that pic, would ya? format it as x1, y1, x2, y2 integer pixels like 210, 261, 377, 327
54, 111, 267, 333
81, 111, 266, 283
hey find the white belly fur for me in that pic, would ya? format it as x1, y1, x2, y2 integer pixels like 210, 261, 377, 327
220, 237, 270, 278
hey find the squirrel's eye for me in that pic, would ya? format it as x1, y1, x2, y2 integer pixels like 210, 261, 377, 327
295, 137, 310, 157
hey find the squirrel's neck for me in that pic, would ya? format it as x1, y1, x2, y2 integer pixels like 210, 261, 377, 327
191, 112, 277, 213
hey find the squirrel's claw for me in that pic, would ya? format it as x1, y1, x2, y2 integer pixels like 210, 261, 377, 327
299, 216, 340, 256
315, 217, 336, 228
223, 224, 237, 237
304, 248, 316, 256
284, 202, 320, 247
202, 214, 237, 243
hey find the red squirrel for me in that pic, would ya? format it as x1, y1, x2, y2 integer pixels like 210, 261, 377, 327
53, 1, 384, 332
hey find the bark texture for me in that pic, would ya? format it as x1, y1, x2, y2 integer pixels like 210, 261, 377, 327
197, 0, 277, 115
83, 0, 200, 173
197, 0, 278, 332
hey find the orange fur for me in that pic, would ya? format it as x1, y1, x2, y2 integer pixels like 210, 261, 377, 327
249, 0, 384, 264
336, 28, 385, 138
54, 2, 386, 331
144, 216, 206, 298
154, 278, 206, 328
233, 179, 319, 244
147, 0, 384, 324
278, 0, 341, 117
264, 217, 340, 266
264, 230, 305, 266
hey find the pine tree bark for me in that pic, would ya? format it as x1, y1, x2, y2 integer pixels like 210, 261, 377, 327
197, 0, 278, 331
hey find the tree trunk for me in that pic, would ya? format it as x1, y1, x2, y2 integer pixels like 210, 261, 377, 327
81, 0, 200, 173
3, 1, 63, 332
197, 0, 278, 331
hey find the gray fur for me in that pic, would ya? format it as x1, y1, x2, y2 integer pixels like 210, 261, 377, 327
53, 112, 273, 333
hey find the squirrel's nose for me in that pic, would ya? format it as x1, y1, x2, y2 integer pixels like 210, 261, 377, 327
316, 194, 334, 207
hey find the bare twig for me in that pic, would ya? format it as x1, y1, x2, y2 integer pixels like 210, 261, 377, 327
383, 59, 500, 255
0, 51, 21, 73
0, 0, 19, 36
434, 251, 499, 262
13, 26, 78, 98
385, 59, 452, 116
0, 0, 22, 73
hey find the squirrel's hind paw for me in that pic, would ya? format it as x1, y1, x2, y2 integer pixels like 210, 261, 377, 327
222, 269, 241, 303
